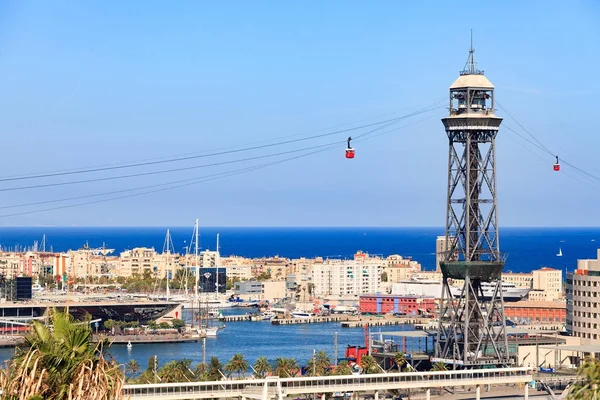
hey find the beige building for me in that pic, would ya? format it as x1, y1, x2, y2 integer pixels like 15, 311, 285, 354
233, 280, 286, 302
533, 267, 562, 299
118, 247, 179, 278
0, 252, 23, 279
502, 272, 533, 289
435, 236, 453, 272
566, 249, 600, 343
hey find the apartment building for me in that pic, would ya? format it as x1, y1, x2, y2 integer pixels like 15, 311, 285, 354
566, 250, 600, 343
502, 272, 533, 289
311, 258, 382, 297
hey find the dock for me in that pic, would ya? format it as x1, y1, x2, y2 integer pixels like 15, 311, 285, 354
0, 333, 204, 348
341, 317, 430, 328
271, 315, 353, 325
98, 334, 203, 344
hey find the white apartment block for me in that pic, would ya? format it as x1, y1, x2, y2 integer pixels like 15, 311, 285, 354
312, 260, 382, 297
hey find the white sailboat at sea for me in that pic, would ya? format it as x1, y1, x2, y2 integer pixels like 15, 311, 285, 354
557, 247, 563, 257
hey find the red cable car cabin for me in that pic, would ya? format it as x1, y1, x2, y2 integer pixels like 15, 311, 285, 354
554, 156, 560, 171
346, 137, 355, 159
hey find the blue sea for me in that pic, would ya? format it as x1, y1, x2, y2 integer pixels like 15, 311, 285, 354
0, 226, 598, 273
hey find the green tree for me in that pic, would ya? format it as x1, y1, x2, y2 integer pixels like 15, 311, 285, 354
103, 319, 117, 331
256, 272, 272, 281
159, 359, 194, 383
158, 322, 170, 329
393, 352, 406, 371
569, 357, 600, 399
194, 363, 208, 381
253, 357, 271, 378
306, 350, 331, 376
360, 355, 380, 374
273, 358, 299, 378
171, 319, 185, 329
125, 359, 141, 381
147, 321, 158, 330
0, 309, 124, 400
381, 272, 388, 282
332, 360, 353, 375
207, 357, 223, 381
224, 353, 249, 378
431, 361, 448, 372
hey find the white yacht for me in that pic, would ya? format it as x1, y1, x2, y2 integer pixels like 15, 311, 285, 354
450, 281, 530, 302
291, 310, 313, 319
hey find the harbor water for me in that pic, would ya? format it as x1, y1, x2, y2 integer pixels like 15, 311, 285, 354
0, 308, 392, 368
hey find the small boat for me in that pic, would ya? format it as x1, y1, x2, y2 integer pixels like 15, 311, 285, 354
557, 247, 563, 257
262, 310, 275, 321
203, 326, 219, 337
291, 310, 313, 319
126, 341, 132, 350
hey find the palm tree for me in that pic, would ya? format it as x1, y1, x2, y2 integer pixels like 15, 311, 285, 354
0, 309, 124, 400
307, 350, 331, 376
125, 359, 141, 381
332, 360, 353, 376
431, 361, 448, 372
194, 362, 208, 381
207, 357, 223, 381
360, 355, 380, 374
224, 353, 249, 379
273, 358, 299, 378
253, 357, 271, 378
393, 352, 406, 372
569, 356, 600, 399
159, 359, 194, 383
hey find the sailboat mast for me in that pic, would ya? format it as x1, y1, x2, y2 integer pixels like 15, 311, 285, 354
195, 219, 200, 301
215, 233, 220, 299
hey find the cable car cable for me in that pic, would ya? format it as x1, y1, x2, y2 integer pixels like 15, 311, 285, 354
0, 145, 341, 218
0, 109, 442, 215
0, 101, 445, 183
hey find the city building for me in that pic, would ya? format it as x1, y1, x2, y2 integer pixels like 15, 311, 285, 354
233, 280, 286, 302
198, 267, 226, 294
566, 250, 600, 342
502, 272, 533, 289
311, 255, 383, 297
532, 267, 562, 300
359, 294, 435, 315
391, 280, 442, 298
504, 300, 566, 324
435, 236, 454, 273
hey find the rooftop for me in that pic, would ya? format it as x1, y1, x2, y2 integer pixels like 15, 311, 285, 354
449, 73, 494, 90
504, 300, 566, 309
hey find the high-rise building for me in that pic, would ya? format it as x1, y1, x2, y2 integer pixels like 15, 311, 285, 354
566, 250, 600, 343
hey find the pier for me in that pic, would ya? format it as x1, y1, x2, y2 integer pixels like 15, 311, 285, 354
342, 317, 430, 328
271, 315, 352, 325
0, 333, 204, 348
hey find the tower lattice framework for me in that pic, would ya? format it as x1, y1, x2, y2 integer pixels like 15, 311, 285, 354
434, 42, 510, 367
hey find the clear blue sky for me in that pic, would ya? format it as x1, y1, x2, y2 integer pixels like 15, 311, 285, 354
0, 1, 598, 227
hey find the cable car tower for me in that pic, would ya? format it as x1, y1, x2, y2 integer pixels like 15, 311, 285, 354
434, 37, 510, 367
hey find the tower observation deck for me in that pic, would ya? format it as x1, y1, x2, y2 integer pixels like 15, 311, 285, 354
434, 40, 510, 367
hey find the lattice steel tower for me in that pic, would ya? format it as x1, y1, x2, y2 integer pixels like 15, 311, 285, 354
434, 40, 510, 367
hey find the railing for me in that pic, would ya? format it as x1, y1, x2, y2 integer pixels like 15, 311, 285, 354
122, 367, 533, 399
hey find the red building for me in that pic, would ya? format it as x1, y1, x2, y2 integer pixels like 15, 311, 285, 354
359, 294, 435, 315
504, 300, 566, 324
